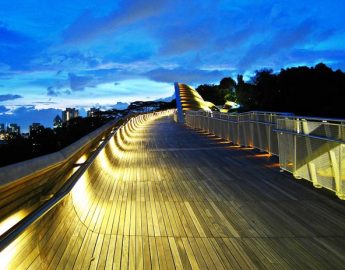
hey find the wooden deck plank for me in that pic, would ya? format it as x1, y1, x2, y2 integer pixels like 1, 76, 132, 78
3, 115, 345, 270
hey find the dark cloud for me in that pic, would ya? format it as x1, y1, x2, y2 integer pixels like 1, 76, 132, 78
0, 94, 23, 102
0, 24, 30, 44
159, 28, 209, 56
47, 86, 59, 97
0, 24, 45, 70
290, 49, 345, 61
145, 68, 224, 84
63, 0, 171, 43
68, 73, 94, 91
0, 106, 62, 132
64, 89, 72, 95
46, 72, 95, 96
113, 102, 129, 110
237, 18, 333, 70
33, 51, 101, 71
0, 105, 9, 113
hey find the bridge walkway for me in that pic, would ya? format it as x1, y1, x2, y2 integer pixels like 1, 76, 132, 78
3, 115, 345, 269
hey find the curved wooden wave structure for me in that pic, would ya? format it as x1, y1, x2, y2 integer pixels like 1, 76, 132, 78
1, 108, 345, 269
0, 110, 173, 269
0, 119, 118, 230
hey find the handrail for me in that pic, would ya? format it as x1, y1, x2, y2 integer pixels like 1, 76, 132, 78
279, 115, 345, 123
185, 110, 345, 200
0, 110, 174, 252
0, 118, 125, 252
0, 119, 116, 186
273, 128, 345, 144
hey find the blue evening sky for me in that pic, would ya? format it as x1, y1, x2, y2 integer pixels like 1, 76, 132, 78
0, 0, 345, 131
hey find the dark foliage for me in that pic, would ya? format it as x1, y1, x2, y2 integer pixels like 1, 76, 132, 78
195, 63, 345, 117
0, 100, 176, 167
0, 116, 110, 167
235, 63, 345, 117
196, 84, 229, 105
196, 77, 237, 105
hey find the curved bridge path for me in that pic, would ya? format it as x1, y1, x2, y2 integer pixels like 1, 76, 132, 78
3, 115, 345, 269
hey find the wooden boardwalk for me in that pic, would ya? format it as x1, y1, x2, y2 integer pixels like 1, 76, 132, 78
3, 115, 345, 269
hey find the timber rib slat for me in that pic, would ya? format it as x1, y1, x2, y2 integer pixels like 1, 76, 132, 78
1, 113, 345, 269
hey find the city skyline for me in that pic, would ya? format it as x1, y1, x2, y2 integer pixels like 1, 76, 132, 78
0, 106, 103, 133
1, 0, 345, 128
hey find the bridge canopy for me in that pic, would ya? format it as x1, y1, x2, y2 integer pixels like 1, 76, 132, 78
174, 82, 216, 122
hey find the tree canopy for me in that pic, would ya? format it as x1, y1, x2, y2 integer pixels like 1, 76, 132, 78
195, 63, 345, 118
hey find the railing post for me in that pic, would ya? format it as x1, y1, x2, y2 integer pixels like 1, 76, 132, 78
268, 114, 272, 154
336, 122, 344, 199
227, 114, 230, 142
293, 118, 300, 179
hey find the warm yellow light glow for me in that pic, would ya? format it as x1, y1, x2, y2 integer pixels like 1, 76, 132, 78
73, 154, 88, 171
265, 163, 281, 168
109, 136, 124, 159
0, 210, 28, 269
71, 171, 92, 220
96, 147, 115, 176
241, 147, 255, 150
227, 145, 241, 148
254, 153, 272, 158
0, 210, 27, 236
176, 83, 215, 112
0, 241, 18, 269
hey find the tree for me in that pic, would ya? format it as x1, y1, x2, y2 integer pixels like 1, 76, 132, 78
234, 63, 345, 117
196, 77, 237, 105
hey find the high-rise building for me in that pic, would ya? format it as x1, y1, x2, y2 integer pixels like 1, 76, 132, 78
53, 115, 63, 128
7, 123, 20, 135
87, 107, 100, 118
29, 123, 44, 136
62, 108, 79, 123
0, 123, 5, 133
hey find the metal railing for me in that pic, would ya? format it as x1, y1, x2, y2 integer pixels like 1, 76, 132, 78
185, 110, 293, 155
276, 116, 345, 199
0, 109, 174, 253
185, 110, 345, 199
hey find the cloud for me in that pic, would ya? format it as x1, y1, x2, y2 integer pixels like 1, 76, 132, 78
158, 20, 212, 56
0, 24, 30, 44
0, 105, 9, 113
46, 72, 95, 96
237, 18, 336, 70
0, 94, 23, 102
0, 23, 45, 70
63, 0, 171, 43
145, 68, 224, 84
33, 101, 57, 105
1, 0, 344, 112
113, 102, 129, 110
47, 86, 59, 97
0, 106, 62, 132
290, 49, 345, 62
68, 73, 94, 91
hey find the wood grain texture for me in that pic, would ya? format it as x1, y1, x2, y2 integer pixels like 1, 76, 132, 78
1, 114, 345, 269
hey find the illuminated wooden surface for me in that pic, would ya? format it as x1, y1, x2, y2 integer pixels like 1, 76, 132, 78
2, 115, 345, 269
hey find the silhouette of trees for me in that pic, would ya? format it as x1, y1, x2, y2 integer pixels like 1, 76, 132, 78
0, 116, 111, 167
0, 101, 176, 167
195, 63, 344, 117
234, 63, 345, 117
196, 77, 237, 105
